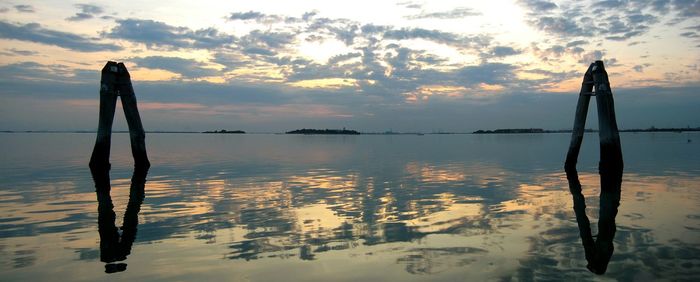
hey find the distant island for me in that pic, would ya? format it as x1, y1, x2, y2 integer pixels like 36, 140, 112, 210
474, 128, 551, 134
202, 129, 245, 134
620, 126, 700, 133
286, 128, 360, 135
473, 126, 700, 134
364, 131, 425, 135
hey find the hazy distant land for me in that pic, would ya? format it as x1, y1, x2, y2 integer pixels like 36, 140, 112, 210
202, 129, 246, 134
286, 128, 361, 135
473, 127, 700, 134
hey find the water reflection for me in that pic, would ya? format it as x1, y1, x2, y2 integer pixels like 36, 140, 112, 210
565, 166, 621, 274
1, 133, 699, 281
92, 166, 148, 273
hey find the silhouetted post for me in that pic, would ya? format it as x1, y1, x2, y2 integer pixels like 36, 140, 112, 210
564, 60, 623, 275
564, 64, 594, 170
591, 61, 623, 176
89, 61, 150, 184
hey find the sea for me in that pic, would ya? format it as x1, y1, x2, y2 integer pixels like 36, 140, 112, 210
1, 132, 699, 281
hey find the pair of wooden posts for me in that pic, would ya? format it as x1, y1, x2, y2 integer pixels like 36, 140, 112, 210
89, 61, 150, 188
565, 60, 624, 274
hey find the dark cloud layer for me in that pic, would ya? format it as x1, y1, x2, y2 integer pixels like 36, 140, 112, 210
2, 56, 699, 132
0, 21, 121, 52
3, 66, 698, 131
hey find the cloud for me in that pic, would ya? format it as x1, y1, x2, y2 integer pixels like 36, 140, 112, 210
680, 31, 699, 38
230, 30, 297, 58
0, 62, 94, 83
672, 0, 700, 18
14, 5, 34, 13
565, 40, 587, 47
227, 11, 300, 24
211, 52, 250, 71
250, 13, 486, 54
382, 27, 489, 49
302, 11, 318, 21
306, 17, 360, 45
533, 16, 590, 38
240, 30, 295, 49
227, 11, 287, 23
397, 1, 423, 9
228, 11, 266, 20
518, 0, 557, 11
405, 7, 481, 19
327, 52, 362, 65
592, 0, 627, 8
578, 50, 605, 64
486, 46, 521, 58
242, 47, 276, 56
530, 42, 585, 62
104, 19, 236, 50
522, 68, 578, 83
0, 21, 121, 52
131, 56, 219, 78
16, 11, 498, 105
519, 1, 666, 42
66, 4, 104, 21
1, 48, 39, 56
457, 63, 517, 86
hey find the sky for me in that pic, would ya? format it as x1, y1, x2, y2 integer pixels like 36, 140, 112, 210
0, 0, 698, 132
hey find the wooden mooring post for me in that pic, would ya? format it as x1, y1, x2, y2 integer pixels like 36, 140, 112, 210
89, 61, 150, 188
564, 60, 623, 275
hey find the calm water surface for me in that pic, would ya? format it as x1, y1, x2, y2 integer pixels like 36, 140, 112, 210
1, 133, 699, 281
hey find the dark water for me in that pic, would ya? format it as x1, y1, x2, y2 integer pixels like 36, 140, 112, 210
1, 132, 699, 281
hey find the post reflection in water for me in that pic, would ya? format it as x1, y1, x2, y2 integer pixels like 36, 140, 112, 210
565, 165, 622, 275
91, 166, 149, 273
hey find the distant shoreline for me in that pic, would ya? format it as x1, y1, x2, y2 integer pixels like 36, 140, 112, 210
202, 129, 245, 134
473, 127, 700, 134
1, 127, 698, 134
286, 128, 360, 135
